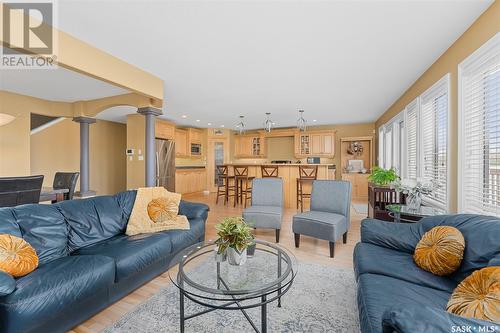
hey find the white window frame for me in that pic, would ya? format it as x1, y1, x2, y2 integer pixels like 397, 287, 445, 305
403, 97, 420, 179
458, 33, 500, 215
419, 73, 451, 211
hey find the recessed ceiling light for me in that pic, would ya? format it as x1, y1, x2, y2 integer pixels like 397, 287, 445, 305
313, 119, 317, 122
196, 119, 200, 122
181, 115, 187, 119
207, 122, 212, 126
220, 125, 225, 128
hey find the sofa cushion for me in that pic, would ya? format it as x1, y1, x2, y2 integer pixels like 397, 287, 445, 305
161, 217, 206, 253
0, 234, 38, 277
57, 195, 127, 251
14, 204, 69, 264
293, 211, 347, 242
73, 232, 173, 282
0, 255, 115, 332
357, 273, 451, 333
420, 214, 500, 283
354, 243, 457, 293
0, 271, 15, 297
0, 208, 21, 237
114, 190, 137, 220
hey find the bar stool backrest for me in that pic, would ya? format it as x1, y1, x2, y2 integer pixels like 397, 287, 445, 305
216, 165, 229, 177
261, 165, 279, 178
234, 166, 249, 177
299, 165, 318, 180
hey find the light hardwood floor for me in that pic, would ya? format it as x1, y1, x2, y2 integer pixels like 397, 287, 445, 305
70, 192, 367, 333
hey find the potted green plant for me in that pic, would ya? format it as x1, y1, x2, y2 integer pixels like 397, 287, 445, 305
215, 217, 254, 266
368, 166, 399, 186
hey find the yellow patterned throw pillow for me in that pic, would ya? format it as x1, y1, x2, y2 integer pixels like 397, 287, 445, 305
447, 266, 499, 323
0, 234, 39, 277
147, 197, 178, 223
126, 187, 190, 236
413, 226, 465, 276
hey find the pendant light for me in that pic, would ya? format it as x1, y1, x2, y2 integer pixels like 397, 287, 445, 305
236, 115, 245, 134
297, 109, 307, 132
263, 112, 273, 133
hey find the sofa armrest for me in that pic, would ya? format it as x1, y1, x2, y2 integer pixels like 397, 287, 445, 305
0, 270, 15, 297
360, 219, 421, 253
179, 200, 209, 220
382, 305, 500, 333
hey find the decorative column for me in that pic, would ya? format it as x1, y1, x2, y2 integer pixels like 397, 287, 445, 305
73, 117, 96, 197
138, 107, 162, 187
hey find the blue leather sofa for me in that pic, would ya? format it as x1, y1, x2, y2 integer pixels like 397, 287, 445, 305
354, 215, 500, 333
0, 190, 209, 333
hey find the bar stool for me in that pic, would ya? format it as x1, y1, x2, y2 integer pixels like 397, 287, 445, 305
296, 165, 318, 212
234, 166, 254, 208
261, 165, 279, 178
215, 165, 235, 205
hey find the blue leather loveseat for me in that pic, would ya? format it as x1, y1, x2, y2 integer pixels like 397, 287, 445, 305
0, 190, 209, 333
354, 215, 500, 333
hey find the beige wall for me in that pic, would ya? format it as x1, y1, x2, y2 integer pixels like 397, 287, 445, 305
374, 1, 500, 212
31, 118, 127, 195
0, 115, 31, 176
126, 114, 146, 189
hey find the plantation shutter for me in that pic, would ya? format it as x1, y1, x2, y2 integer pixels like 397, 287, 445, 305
405, 99, 418, 179
420, 76, 449, 208
460, 34, 500, 216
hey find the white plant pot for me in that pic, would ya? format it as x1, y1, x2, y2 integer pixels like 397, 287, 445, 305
227, 247, 247, 266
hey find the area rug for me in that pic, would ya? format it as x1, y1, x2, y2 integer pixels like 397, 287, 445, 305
104, 262, 360, 333
352, 203, 368, 216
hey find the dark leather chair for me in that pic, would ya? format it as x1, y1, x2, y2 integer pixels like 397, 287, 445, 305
0, 175, 44, 207
53, 172, 79, 201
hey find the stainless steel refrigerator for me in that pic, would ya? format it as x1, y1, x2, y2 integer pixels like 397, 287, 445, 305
155, 139, 175, 191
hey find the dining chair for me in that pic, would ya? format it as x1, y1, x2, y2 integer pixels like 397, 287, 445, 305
292, 180, 352, 258
53, 172, 80, 201
0, 175, 44, 207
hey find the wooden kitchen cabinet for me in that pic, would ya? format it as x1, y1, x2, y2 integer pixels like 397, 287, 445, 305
175, 168, 207, 194
155, 120, 175, 140
175, 129, 189, 157
234, 134, 266, 158
188, 128, 202, 144
295, 130, 335, 157
342, 173, 369, 201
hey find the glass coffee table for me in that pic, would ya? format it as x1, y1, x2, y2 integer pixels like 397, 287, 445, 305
169, 240, 297, 333
386, 204, 446, 223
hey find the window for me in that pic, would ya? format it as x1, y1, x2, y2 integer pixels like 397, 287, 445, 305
459, 33, 500, 216
405, 99, 419, 179
378, 127, 384, 167
420, 74, 449, 208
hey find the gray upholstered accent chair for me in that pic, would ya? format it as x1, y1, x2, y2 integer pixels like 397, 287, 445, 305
292, 180, 352, 258
242, 178, 284, 242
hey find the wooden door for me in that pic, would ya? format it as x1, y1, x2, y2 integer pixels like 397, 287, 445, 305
356, 174, 369, 199
207, 138, 229, 192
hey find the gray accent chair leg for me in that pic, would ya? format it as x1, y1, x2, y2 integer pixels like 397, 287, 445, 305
275, 229, 280, 243
343, 232, 347, 244
294, 233, 300, 248
329, 242, 335, 258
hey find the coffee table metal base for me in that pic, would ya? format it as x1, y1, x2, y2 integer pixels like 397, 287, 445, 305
179, 277, 281, 333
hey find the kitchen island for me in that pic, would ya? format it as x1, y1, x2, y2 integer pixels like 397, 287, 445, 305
223, 163, 335, 208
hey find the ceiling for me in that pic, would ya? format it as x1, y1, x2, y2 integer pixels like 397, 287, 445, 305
0, 58, 129, 102
3, 1, 494, 128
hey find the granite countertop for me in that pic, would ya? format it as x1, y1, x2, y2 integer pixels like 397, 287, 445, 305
224, 163, 335, 167
176, 166, 206, 169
